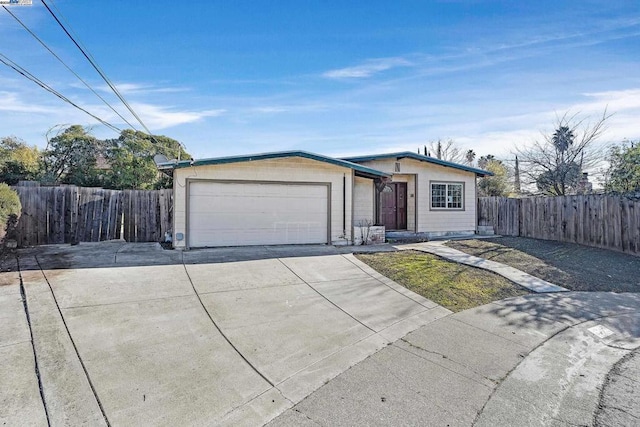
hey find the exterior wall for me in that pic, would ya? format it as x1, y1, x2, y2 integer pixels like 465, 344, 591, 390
355, 158, 477, 233
353, 225, 385, 245
353, 177, 375, 226
173, 157, 355, 248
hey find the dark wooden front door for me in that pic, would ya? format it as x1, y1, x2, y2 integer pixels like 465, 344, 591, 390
379, 182, 407, 230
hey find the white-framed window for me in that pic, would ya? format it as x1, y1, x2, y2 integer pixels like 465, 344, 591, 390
430, 182, 464, 210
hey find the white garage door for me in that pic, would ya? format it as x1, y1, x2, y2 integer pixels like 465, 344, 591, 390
188, 181, 329, 247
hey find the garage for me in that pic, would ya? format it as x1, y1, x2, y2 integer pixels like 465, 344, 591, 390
188, 181, 329, 247
159, 151, 390, 249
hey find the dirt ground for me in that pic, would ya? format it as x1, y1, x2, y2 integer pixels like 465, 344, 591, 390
446, 237, 640, 293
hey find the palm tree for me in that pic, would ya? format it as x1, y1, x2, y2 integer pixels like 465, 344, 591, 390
465, 149, 476, 166
552, 126, 575, 160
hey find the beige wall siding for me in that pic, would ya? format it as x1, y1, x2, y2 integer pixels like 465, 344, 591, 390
353, 177, 374, 225
355, 158, 477, 233
173, 157, 354, 248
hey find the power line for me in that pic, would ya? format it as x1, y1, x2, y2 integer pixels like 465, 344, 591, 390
41, 0, 157, 140
2, 5, 138, 130
0, 52, 122, 133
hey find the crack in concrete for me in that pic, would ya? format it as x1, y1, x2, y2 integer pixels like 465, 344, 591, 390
276, 258, 377, 334
180, 262, 275, 388
17, 256, 51, 427
32, 255, 111, 427
293, 408, 324, 426
60, 293, 194, 310
0, 339, 33, 349
599, 405, 640, 420
395, 340, 495, 389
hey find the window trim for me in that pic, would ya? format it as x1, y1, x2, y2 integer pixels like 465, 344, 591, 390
429, 181, 465, 211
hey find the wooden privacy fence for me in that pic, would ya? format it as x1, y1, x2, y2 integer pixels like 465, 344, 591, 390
11, 185, 173, 247
478, 196, 640, 256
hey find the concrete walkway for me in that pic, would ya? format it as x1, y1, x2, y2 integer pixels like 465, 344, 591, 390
398, 241, 569, 293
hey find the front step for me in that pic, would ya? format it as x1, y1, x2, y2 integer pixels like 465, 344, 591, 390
477, 225, 495, 235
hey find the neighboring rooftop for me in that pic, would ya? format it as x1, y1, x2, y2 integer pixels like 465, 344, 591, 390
342, 151, 493, 176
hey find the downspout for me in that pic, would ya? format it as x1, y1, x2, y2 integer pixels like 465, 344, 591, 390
343, 174, 346, 242
351, 171, 355, 245
475, 175, 478, 234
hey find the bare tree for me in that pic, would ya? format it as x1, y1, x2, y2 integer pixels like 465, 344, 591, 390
514, 155, 521, 194
514, 110, 611, 195
426, 139, 466, 163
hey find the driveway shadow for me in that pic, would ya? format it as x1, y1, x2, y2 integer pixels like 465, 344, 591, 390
13, 241, 396, 271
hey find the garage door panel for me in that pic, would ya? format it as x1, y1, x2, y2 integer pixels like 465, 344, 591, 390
188, 182, 329, 247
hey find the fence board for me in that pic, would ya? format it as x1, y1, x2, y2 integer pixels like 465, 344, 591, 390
478, 195, 640, 257
10, 185, 173, 247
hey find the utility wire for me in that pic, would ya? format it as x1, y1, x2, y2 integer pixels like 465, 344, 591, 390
0, 52, 122, 132
41, 0, 158, 141
2, 5, 138, 130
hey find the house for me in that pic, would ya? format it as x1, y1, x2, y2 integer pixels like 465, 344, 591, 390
157, 150, 491, 249
344, 152, 491, 237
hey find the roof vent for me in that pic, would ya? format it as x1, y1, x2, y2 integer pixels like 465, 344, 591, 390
394, 162, 401, 172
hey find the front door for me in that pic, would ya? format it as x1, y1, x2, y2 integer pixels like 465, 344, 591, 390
379, 182, 407, 230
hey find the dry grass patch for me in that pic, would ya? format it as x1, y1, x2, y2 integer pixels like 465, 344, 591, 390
356, 250, 529, 312
445, 237, 640, 292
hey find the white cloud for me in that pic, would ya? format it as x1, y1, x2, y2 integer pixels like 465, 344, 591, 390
93, 82, 189, 95
323, 57, 412, 79
130, 103, 226, 130
0, 91, 58, 114
580, 89, 640, 113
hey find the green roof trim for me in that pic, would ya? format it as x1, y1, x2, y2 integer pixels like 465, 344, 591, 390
342, 152, 493, 176
157, 150, 391, 179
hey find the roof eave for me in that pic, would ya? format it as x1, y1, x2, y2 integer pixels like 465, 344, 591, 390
156, 151, 390, 179
343, 152, 493, 177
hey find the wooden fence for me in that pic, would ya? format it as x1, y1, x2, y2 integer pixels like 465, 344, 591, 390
478, 196, 640, 256
11, 185, 173, 247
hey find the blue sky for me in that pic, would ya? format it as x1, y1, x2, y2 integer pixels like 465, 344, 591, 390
1, 0, 639, 160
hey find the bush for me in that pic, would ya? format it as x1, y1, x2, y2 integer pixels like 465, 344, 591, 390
0, 183, 21, 242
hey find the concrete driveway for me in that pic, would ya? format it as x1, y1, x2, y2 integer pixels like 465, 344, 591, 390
1, 242, 448, 426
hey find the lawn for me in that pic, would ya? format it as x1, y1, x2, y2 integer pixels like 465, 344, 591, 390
356, 250, 529, 312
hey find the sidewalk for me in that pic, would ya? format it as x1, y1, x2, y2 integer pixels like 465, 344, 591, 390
270, 291, 640, 426
397, 241, 568, 293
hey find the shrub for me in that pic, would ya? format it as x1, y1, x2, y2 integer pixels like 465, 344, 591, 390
0, 183, 21, 242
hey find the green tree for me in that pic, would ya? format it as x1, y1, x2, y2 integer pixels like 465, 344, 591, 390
605, 140, 640, 194
0, 136, 41, 184
535, 161, 581, 195
41, 125, 105, 186
104, 130, 189, 189
478, 156, 511, 196
0, 183, 21, 242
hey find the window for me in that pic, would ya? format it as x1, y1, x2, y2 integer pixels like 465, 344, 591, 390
431, 182, 464, 209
